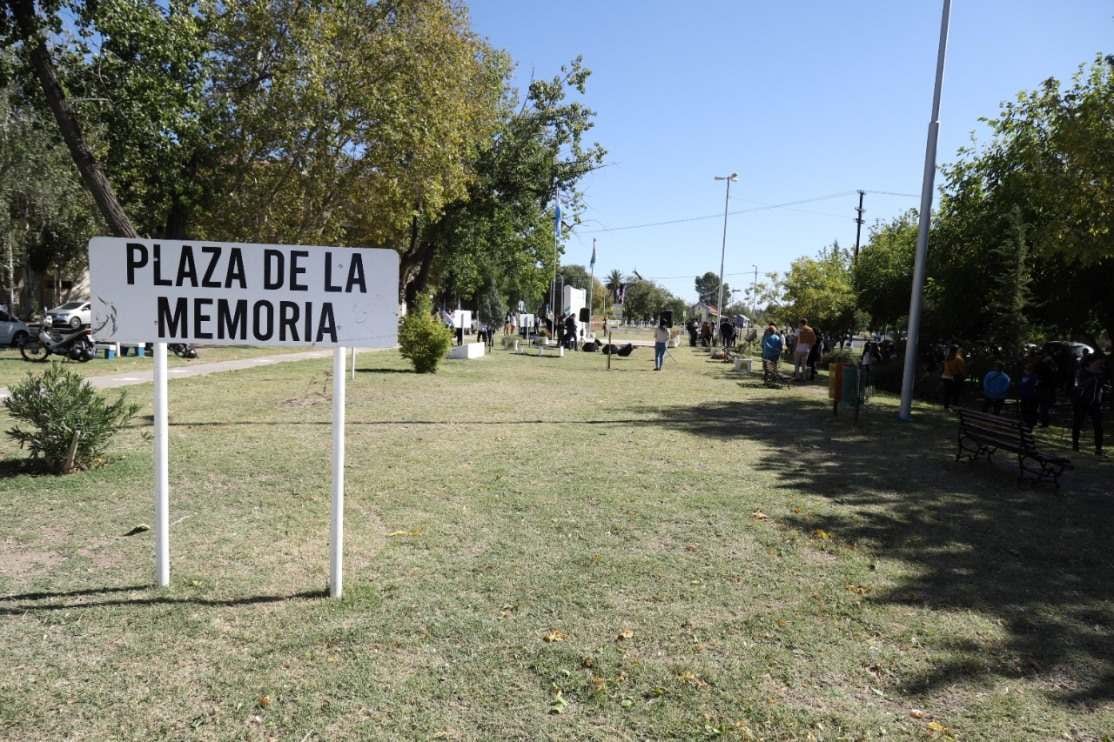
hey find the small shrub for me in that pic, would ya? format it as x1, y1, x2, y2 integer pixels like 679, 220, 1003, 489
4, 364, 139, 473
819, 349, 854, 370
399, 294, 453, 373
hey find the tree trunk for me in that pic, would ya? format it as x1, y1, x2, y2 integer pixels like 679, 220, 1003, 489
11, 0, 138, 239
403, 240, 437, 308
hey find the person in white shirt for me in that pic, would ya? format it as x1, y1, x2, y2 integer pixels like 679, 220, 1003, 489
653, 321, 670, 371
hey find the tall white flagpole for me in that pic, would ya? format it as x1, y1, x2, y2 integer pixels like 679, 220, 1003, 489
330, 347, 347, 598
153, 341, 170, 587
899, 0, 952, 420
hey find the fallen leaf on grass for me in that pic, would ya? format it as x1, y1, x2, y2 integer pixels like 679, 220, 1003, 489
751, 511, 768, 521
677, 670, 708, 688
542, 629, 566, 643
847, 584, 871, 596
926, 719, 954, 737
257, 694, 271, 708
616, 629, 634, 641
909, 709, 927, 719
387, 528, 423, 537
589, 675, 607, 692
548, 688, 567, 714
813, 528, 831, 541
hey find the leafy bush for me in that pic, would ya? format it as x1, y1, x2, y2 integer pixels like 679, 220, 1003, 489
399, 294, 453, 373
4, 364, 139, 473
819, 349, 853, 370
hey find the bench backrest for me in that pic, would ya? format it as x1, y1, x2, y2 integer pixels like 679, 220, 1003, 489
958, 408, 1037, 452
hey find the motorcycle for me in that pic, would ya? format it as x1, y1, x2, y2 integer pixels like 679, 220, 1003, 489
20, 326, 96, 363
168, 343, 198, 359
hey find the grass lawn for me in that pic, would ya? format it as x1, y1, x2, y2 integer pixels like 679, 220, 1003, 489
0, 345, 305, 390
0, 344, 1111, 740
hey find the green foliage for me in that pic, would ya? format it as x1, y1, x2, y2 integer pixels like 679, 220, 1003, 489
558, 264, 607, 313
852, 212, 918, 331
694, 272, 728, 307
934, 54, 1114, 343
782, 243, 857, 338
818, 349, 853, 370
412, 57, 606, 308
985, 208, 1031, 366
476, 280, 506, 328
398, 295, 453, 373
620, 280, 684, 323
0, 77, 100, 312
4, 364, 138, 473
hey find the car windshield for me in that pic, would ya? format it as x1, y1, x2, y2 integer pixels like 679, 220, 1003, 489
56, 301, 86, 310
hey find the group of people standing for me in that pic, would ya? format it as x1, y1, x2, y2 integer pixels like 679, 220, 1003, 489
940, 345, 1106, 456
760, 319, 823, 383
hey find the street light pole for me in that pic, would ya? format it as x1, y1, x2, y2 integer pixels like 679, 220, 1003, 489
751, 264, 758, 321
899, 0, 952, 420
714, 172, 738, 341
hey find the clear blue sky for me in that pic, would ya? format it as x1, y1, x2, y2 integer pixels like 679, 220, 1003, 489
467, 0, 1112, 304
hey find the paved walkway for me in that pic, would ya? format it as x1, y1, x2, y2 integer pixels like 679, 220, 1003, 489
0, 349, 359, 400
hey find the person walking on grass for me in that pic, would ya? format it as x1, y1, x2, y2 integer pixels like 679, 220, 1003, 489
940, 345, 966, 410
793, 319, 816, 381
982, 360, 1010, 414
1071, 352, 1105, 456
762, 324, 783, 383
653, 319, 670, 371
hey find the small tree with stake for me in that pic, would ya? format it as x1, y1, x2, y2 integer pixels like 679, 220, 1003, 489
5, 365, 139, 473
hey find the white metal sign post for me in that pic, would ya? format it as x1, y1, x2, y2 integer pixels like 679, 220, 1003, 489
88, 238, 398, 599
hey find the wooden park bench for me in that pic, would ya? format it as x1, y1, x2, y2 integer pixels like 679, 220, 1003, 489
956, 408, 1072, 489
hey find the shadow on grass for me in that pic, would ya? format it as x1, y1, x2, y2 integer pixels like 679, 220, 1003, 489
355, 367, 415, 374
162, 418, 648, 427
0, 587, 326, 615
0, 457, 51, 478
646, 394, 1114, 706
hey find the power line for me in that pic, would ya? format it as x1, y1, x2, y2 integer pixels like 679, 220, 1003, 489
573, 190, 906, 235
865, 190, 920, 198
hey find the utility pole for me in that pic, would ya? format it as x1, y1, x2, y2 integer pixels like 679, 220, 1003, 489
713, 172, 738, 341
751, 264, 758, 320
853, 190, 865, 264
899, 0, 951, 420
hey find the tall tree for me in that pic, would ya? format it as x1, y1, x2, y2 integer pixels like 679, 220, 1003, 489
694, 271, 728, 306
3, 0, 137, 237
782, 243, 857, 338
412, 57, 605, 307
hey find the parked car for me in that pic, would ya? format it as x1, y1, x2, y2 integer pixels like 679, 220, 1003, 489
1040, 340, 1094, 360
0, 308, 31, 347
43, 300, 92, 330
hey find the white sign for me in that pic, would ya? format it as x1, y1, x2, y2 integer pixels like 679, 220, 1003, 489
88, 238, 398, 347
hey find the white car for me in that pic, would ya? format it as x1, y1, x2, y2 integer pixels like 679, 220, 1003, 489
44, 300, 92, 330
0, 308, 31, 347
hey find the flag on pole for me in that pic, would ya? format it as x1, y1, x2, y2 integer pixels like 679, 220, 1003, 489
554, 202, 561, 236
590, 244, 596, 268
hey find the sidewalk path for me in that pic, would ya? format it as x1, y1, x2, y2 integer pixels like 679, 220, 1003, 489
0, 349, 358, 400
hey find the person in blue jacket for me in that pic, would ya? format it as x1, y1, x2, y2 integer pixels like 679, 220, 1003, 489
762, 324, 783, 383
982, 360, 1011, 414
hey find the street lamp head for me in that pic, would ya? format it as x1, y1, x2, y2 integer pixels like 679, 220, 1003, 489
715, 173, 739, 182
